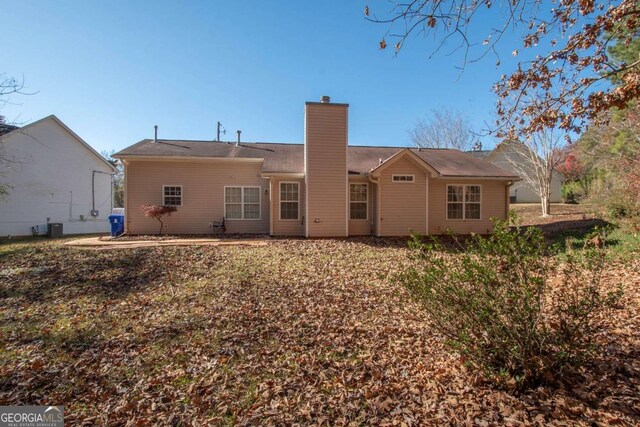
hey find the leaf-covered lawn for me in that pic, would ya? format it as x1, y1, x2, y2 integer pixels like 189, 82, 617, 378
1, 239, 639, 426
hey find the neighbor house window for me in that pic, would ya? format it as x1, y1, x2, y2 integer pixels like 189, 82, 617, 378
447, 185, 481, 220
392, 174, 415, 183
163, 185, 182, 206
350, 183, 368, 220
280, 182, 299, 220
225, 186, 261, 219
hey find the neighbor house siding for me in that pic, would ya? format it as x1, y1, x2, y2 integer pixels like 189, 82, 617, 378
0, 118, 113, 236
271, 177, 305, 236
488, 143, 562, 203
304, 103, 348, 237
124, 160, 269, 235
428, 179, 508, 235
378, 157, 427, 236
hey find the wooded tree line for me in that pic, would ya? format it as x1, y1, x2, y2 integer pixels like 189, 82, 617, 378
558, 32, 640, 229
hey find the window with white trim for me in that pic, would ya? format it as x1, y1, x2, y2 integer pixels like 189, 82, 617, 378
349, 183, 368, 220
162, 185, 182, 206
392, 174, 415, 183
225, 186, 261, 219
447, 185, 481, 220
279, 182, 299, 220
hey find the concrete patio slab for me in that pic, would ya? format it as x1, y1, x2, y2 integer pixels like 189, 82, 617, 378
64, 236, 270, 250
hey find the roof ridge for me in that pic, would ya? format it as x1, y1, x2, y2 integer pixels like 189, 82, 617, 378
133, 139, 469, 150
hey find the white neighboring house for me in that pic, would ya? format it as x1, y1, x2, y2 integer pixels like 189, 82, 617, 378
0, 115, 116, 237
470, 140, 563, 204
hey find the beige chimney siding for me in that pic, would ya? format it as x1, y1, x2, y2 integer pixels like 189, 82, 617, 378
124, 160, 270, 235
428, 179, 508, 235
304, 103, 349, 237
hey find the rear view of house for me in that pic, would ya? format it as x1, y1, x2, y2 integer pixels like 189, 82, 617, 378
115, 97, 519, 237
0, 115, 116, 237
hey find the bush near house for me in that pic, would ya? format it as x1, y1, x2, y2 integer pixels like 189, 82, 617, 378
401, 215, 622, 390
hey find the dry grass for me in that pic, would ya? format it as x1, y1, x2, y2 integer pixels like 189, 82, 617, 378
0, 237, 638, 426
511, 203, 600, 226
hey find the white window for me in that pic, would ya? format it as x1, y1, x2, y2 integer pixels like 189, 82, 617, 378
447, 185, 481, 220
225, 186, 261, 220
349, 183, 368, 220
280, 182, 299, 220
392, 174, 415, 183
163, 185, 182, 206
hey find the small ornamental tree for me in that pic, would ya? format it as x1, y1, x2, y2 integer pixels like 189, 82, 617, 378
141, 205, 177, 235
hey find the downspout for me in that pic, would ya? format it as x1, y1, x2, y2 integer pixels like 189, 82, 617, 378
506, 180, 515, 217
93, 170, 116, 215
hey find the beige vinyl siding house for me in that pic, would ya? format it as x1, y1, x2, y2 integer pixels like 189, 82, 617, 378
115, 97, 520, 237
270, 176, 305, 236
347, 176, 373, 236
375, 155, 428, 236
125, 159, 269, 235
428, 179, 509, 235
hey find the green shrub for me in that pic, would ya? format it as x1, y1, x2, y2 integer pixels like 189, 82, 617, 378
561, 182, 581, 204
402, 214, 621, 390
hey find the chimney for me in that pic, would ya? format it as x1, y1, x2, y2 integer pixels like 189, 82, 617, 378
154, 125, 158, 143
236, 130, 241, 146
304, 96, 349, 237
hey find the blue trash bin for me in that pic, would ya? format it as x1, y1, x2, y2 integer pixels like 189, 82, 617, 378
107, 214, 125, 237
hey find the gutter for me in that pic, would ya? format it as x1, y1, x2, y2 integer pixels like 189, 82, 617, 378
112, 155, 264, 163
261, 172, 305, 178
433, 175, 522, 181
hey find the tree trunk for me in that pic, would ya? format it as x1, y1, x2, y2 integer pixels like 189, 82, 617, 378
540, 195, 549, 217
157, 218, 164, 235
546, 197, 551, 216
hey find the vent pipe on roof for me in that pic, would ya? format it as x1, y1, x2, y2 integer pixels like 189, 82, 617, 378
236, 130, 241, 146
154, 125, 158, 143
321, 95, 330, 103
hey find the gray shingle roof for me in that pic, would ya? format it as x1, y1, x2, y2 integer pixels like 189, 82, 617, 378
115, 140, 518, 178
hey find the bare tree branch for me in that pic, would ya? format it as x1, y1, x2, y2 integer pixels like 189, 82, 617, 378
367, 0, 640, 138
409, 107, 476, 151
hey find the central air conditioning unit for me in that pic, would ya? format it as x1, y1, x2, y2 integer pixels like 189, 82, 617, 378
31, 224, 48, 236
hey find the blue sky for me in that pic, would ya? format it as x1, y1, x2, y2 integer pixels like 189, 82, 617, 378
1, 1, 524, 153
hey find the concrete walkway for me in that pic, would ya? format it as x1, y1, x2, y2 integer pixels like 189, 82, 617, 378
64, 236, 270, 250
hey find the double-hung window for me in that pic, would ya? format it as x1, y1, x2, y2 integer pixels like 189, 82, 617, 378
279, 182, 299, 220
349, 183, 368, 220
447, 185, 481, 220
225, 186, 261, 219
163, 185, 182, 206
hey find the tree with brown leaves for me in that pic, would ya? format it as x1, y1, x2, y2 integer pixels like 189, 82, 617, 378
142, 205, 177, 235
367, 0, 640, 138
